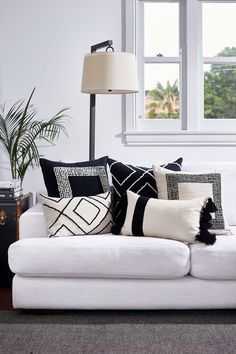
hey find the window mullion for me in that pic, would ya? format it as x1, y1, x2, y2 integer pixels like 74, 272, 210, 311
186, 0, 202, 131
204, 57, 236, 64
179, 0, 186, 130
124, 0, 138, 134
136, 0, 145, 124
144, 57, 180, 63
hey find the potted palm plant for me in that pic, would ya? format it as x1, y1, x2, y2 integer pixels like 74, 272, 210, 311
0, 88, 69, 182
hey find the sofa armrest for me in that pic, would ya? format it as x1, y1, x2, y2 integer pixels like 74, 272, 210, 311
19, 203, 48, 239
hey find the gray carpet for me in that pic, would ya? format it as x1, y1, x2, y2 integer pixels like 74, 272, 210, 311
1, 310, 236, 354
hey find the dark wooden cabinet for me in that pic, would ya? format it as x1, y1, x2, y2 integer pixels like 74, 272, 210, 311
0, 193, 33, 288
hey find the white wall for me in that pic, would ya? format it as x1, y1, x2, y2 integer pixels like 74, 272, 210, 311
1, 0, 236, 196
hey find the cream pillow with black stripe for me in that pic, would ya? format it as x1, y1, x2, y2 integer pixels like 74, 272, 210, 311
121, 190, 216, 244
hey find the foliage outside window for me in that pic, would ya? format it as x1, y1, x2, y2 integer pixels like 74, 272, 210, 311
145, 80, 179, 119
204, 48, 236, 119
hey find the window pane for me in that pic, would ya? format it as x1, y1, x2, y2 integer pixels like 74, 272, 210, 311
145, 64, 180, 119
144, 2, 179, 57
203, 3, 236, 57
204, 63, 236, 119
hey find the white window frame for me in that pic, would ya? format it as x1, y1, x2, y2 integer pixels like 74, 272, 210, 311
137, 0, 182, 132
123, 0, 236, 146
201, 1, 236, 130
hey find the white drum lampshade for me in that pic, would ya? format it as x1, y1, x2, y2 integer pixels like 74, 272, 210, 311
81, 52, 139, 94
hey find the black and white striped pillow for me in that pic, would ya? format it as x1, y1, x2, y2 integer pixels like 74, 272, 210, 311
40, 191, 113, 237
121, 191, 216, 245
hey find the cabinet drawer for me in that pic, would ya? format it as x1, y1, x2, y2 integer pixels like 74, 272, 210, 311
0, 200, 22, 239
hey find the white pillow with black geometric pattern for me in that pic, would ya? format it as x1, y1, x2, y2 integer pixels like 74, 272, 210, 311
153, 165, 229, 233
40, 191, 113, 237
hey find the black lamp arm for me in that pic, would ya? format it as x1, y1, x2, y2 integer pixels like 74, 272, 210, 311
91, 40, 113, 53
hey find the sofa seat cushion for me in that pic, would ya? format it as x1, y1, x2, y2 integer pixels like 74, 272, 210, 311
8, 235, 190, 279
190, 236, 236, 280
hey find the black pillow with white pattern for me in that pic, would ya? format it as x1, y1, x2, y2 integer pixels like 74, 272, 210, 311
40, 191, 113, 237
108, 157, 183, 229
40, 156, 110, 198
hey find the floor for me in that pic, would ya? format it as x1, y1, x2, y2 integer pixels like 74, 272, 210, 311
0, 288, 13, 310
1, 307, 236, 354
1, 288, 236, 354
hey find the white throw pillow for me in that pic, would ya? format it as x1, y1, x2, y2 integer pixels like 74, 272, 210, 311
153, 165, 229, 234
40, 191, 113, 237
121, 190, 211, 244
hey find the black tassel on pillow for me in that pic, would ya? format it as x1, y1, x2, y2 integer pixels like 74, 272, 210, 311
200, 210, 212, 230
196, 229, 216, 245
204, 197, 218, 213
196, 198, 217, 245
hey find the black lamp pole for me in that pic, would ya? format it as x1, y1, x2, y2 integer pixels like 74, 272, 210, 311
89, 40, 113, 161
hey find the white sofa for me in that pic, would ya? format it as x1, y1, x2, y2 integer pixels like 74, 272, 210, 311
8, 162, 236, 309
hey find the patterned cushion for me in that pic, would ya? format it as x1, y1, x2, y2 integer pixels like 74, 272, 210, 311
153, 166, 226, 231
40, 191, 113, 237
121, 191, 216, 245
40, 156, 110, 197
108, 157, 183, 225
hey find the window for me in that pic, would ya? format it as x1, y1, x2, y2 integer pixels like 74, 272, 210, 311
124, 0, 236, 146
203, 2, 236, 125
144, 2, 180, 125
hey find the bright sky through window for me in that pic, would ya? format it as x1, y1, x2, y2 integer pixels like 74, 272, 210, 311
145, 2, 236, 90
203, 3, 236, 57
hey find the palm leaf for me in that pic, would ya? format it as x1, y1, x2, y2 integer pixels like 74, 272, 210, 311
0, 114, 9, 152
0, 89, 69, 181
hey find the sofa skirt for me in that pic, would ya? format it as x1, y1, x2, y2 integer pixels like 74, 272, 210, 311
12, 275, 236, 309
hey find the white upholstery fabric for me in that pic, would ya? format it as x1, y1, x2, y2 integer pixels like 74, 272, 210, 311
190, 236, 236, 280
183, 161, 236, 225
12, 275, 236, 309
8, 236, 190, 279
19, 203, 48, 239
230, 225, 236, 234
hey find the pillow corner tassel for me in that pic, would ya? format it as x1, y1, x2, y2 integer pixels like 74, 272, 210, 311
196, 197, 217, 245
195, 230, 216, 245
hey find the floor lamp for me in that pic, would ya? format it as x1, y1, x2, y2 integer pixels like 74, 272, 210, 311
81, 40, 139, 160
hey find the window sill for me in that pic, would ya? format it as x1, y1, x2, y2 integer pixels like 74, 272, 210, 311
123, 131, 236, 146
